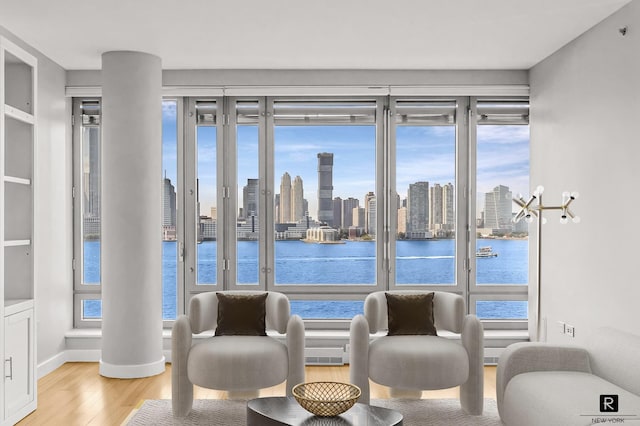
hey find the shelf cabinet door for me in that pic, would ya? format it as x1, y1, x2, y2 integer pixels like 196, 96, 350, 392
3, 308, 34, 421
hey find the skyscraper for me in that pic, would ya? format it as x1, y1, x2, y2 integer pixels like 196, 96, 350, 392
364, 191, 375, 233
429, 183, 443, 231
162, 176, 176, 227
484, 185, 512, 230
279, 172, 292, 223
367, 196, 377, 236
333, 197, 343, 229
442, 182, 455, 230
243, 178, 259, 219
291, 175, 304, 222
407, 181, 429, 238
317, 153, 334, 225
342, 197, 359, 228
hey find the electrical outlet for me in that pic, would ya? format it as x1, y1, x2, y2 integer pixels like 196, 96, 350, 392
566, 325, 575, 338
558, 321, 566, 334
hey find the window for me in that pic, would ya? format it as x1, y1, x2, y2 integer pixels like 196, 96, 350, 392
162, 99, 179, 320
391, 100, 459, 287
73, 99, 102, 325
470, 98, 530, 324
73, 94, 529, 328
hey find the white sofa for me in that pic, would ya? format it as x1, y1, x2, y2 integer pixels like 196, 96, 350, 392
497, 327, 640, 426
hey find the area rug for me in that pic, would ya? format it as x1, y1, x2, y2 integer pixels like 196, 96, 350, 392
125, 398, 502, 425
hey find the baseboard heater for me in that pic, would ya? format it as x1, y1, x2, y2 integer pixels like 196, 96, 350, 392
305, 347, 346, 365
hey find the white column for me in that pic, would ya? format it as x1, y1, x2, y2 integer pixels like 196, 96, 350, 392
100, 51, 165, 378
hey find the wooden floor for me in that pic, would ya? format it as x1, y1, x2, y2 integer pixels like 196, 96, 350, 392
19, 363, 497, 426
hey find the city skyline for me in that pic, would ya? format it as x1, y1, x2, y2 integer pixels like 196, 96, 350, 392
160, 101, 530, 221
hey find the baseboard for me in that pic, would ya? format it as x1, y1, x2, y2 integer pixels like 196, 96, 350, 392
38, 349, 172, 379
37, 351, 69, 379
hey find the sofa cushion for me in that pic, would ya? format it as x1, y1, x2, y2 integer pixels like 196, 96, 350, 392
369, 335, 468, 389
503, 371, 640, 426
385, 292, 437, 336
188, 336, 288, 390
215, 292, 267, 336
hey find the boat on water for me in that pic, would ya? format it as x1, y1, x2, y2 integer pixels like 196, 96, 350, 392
476, 246, 498, 258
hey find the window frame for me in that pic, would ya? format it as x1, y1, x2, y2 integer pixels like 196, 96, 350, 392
72, 93, 530, 331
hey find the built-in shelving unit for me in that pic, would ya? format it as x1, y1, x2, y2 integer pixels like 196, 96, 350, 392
1, 36, 37, 426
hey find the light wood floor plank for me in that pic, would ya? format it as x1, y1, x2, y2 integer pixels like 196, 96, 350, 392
18, 363, 497, 425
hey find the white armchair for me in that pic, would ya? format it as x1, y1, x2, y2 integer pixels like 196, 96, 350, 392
171, 291, 305, 418
349, 291, 484, 415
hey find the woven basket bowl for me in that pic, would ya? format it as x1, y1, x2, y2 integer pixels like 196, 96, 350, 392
292, 382, 361, 417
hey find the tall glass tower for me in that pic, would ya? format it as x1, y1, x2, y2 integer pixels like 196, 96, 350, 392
317, 153, 334, 225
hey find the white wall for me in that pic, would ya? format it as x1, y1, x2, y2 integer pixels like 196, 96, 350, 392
530, 0, 640, 345
0, 26, 72, 369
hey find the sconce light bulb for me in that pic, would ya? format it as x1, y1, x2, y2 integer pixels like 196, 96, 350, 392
570, 191, 579, 199
562, 191, 570, 199
572, 216, 581, 224
535, 185, 545, 196
560, 215, 568, 224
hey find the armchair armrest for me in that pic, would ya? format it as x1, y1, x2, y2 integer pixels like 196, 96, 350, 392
349, 314, 371, 404
172, 315, 194, 417
496, 342, 592, 417
461, 314, 484, 415
286, 314, 305, 396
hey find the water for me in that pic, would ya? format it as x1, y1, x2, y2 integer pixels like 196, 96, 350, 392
82, 239, 528, 321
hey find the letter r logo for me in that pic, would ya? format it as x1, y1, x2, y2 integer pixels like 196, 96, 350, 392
600, 395, 619, 412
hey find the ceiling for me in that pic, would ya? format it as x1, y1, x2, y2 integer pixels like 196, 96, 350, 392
0, 0, 632, 70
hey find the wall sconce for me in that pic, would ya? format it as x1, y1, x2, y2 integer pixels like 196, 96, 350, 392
512, 185, 580, 342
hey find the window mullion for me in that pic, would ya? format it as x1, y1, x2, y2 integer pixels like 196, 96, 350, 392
262, 97, 274, 290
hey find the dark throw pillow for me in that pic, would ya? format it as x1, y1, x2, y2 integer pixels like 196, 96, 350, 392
385, 292, 437, 336
215, 292, 268, 336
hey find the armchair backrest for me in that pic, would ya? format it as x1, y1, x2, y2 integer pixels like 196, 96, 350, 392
188, 291, 291, 334
364, 291, 465, 334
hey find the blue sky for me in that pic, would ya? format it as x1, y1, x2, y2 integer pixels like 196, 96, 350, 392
161, 101, 530, 219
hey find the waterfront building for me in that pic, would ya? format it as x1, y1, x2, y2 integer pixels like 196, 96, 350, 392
429, 183, 443, 231
333, 197, 343, 229
397, 206, 407, 235
292, 175, 304, 221
443, 183, 455, 231
279, 172, 292, 223
407, 181, 429, 239
243, 178, 259, 219
342, 197, 359, 229
305, 225, 340, 242
364, 191, 375, 233
353, 206, 365, 229
484, 185, 513, 232
317, 153, 334, 225
367, 196, 376, 236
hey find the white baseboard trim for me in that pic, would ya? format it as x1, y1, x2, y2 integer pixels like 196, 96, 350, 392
37, 351, 68, 379
99, 356, 166, 379
38, 349, 173, 379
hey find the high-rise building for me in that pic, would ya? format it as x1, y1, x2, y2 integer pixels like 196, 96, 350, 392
364, 191, 375, 233
429, 183, 443, 231
243, 178, 259, 219
407, 181, 429, 238
291, 175, 304, 221
484, 185, 512, 230
342, 197, 359, 228
353, 207, 365, 228
317, 153, 334, 225
279, 172, 292, 223
332, 197, 343, 229
398, 206, 407, 234
162, 176, 176, 227
367, 196, 377, 236
442, 183, 455, 230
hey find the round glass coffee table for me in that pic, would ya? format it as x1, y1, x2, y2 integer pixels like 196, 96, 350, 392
247, 397, 403, 425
